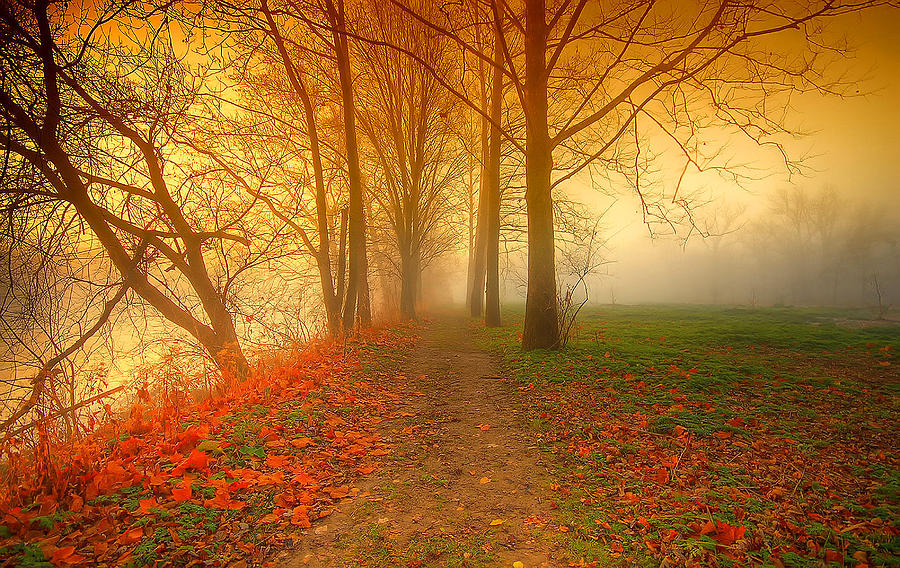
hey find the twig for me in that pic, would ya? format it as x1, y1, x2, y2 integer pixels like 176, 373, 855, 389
1, 384, 126, 446
670, 435, 691, 482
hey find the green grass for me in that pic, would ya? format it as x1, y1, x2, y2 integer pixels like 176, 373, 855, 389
476, 304, 899, 567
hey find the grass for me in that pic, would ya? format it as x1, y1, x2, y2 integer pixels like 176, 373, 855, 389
330, 520, 501, 568
477, 304, 898, 567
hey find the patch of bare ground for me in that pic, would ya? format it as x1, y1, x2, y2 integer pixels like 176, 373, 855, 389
270, 317, 568, 568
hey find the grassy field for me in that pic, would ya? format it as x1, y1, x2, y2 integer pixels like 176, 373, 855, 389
477, 305, 898, 567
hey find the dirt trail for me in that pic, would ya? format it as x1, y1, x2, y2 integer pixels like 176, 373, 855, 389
273, 317, 567, 568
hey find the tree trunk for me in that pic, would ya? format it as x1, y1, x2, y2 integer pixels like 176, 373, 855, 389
330, 1, 366, 334
337, 206, 348, 303
66, 174, 251, 381
465, 152, 476, 307
200, 321, 249, 386
484, 22, 503, 328
522, 0, 559, 350
468, 184, 488, 317
261, 0, 339, 337
400, 249, 418, 320
357, 206, 372, 326
467, 25, 491, 318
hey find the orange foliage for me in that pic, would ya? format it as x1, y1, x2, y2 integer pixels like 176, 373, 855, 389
0, 327, 417, 566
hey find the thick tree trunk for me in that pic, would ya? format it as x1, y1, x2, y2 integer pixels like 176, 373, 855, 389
337, 207, 348, 303
522, 0, 559, 349
484, 24, 503, 328
200, 321, 249, 386
400, 249, 418, 320
64, 171, 251, 381
465, 153, 476, 307
468, 183, 488, 317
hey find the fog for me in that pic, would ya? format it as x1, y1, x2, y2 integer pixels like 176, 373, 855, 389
423, 183, 900, 314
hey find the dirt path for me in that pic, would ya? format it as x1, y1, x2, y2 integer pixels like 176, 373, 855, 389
272, 317, 567, 568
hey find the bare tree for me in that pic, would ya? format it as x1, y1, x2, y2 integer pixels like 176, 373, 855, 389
378, 0, 894, 349
0, 0, 252, 380
355, 0, 467, 320
197, 0, 372, 335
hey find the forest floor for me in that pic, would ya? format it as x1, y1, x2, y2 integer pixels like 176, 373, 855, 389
1, 306, 897, 568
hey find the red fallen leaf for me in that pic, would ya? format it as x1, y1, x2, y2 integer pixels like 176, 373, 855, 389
291, 470, 315, 485
700, 520, 716, 535
324, 485, 350, 499
291, 505, 311, 527
290, 437, 315, 449
266, 454, 292, 468
726, 417, 745, 428
478, 424, 491, 431
526, 514, 550, 527
172, 478, 192, 502
51, 546, 77, 564
673, 425, 686, 436
203, 491, 247, 510
356, 465, 376, 475
824, 550, 843, 563
711, 522, 746, 546
648, 468, 669, 484
275, 493, 296, 507
148, 473, 167, 486
118, 527, 144, 545
714, 430, 732, 439
637, 516, 650, 529
174, 424, 210, 452
610, 541, 624, 553
172, 449, 210, 476
138, 498, 157, 514
69, 494, 84, 513
622, 492, 640, 504
256, 471, 285, 485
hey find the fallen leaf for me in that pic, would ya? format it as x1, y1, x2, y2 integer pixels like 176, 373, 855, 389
138, 498, 157, 514
325, 485, 350, 499
172, 448, 210, 476
489, 519, 504, 526
51, 546, 77, 564
172, 478, 192, 502
118, 527, 144, 545
479, 477, 491, 484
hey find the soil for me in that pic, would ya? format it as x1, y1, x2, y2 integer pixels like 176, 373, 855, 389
269, 317, 567, 567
